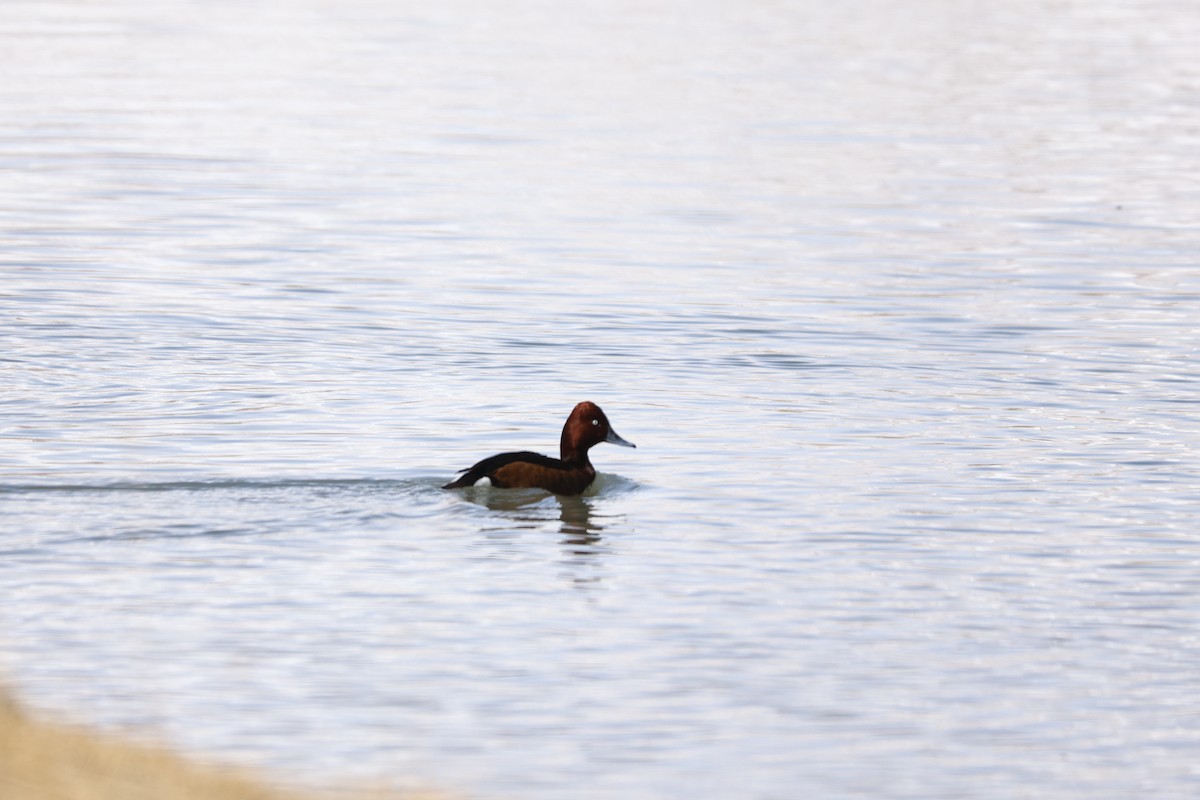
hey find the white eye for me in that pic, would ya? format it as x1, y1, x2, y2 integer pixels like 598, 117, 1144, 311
591, 419, 599, 426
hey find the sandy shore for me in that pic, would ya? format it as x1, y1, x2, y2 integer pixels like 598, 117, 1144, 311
0, 691, 443, 800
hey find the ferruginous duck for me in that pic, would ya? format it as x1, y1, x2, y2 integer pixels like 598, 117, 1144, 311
443, 401, 635, 495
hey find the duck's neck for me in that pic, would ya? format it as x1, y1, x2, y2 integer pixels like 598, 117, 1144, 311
559, 433, 591, 466
560, 447, 590, 465
561, 452, 594, 473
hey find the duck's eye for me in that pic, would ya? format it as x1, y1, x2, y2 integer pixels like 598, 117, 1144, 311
591, 419, 599, 426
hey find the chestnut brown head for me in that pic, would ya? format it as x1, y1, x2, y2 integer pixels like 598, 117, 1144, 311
559, 401, 635, 461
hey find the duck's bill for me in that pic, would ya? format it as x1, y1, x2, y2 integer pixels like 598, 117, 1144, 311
606, 428, 636, 448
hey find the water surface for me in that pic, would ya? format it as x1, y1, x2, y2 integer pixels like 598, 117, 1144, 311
3, 1, 1200, 798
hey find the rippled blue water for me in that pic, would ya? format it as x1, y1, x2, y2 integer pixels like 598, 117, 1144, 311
3, 1, 1200, 798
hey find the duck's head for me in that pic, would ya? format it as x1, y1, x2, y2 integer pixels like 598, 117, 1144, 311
561, 401, 636, 459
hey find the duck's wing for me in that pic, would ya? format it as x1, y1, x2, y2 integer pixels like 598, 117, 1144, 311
442, 451, 561, 489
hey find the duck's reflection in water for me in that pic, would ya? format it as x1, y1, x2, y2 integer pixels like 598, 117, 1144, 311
555, 495, 602, 550
465, 488, 616, 585
553, 495, 609, 590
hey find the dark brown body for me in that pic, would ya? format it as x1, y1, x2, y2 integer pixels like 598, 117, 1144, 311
443, 451, 597, 494
443, 402, 635, 495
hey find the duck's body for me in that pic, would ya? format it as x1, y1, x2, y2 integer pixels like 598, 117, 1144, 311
443, 401, 635, 495
444, 450, 599, 495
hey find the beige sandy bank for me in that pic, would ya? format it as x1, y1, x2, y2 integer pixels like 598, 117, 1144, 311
0, 692, 444, 800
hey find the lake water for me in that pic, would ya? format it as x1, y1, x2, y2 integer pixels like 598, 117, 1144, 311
3, 1, 1200, 798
